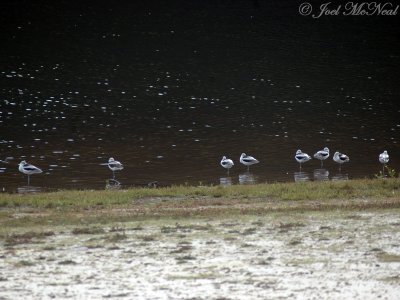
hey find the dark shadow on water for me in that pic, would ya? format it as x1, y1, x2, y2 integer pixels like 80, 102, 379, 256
238, 172, 258, 185
313, 169, 330, 181
294, 171, 311, 182
219, 177, 233, 186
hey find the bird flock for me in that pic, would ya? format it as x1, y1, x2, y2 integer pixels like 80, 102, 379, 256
220, 148, 390, 175
17, 157, 124, 186
10, 149, 391, 185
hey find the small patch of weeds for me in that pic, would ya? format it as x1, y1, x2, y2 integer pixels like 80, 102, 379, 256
42, 246, 56, 251
5, 231, 54, 246
175, 255, 196, 262
15, 260, 35, 267
375, 166, 397, 179
109, 226, 125, 232
288, 239, 302, 246
241, 227, 257, 235
58, 260, 77, 265
161, 226, 177, 234
377, 252, 400, 262
138, 235, 157, 242
106, 233, 127, 243
130, 225, 143, 231
170, 245, 192, 254
72, 227, 105, 235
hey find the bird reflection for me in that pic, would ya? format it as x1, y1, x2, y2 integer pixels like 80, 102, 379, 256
106, 178, 121, 190
17, 186, 42, 194
331, 173, 349, 181
238, 172, 258, 185
313, 169, 329, 181
219, 177, 233, 186
294, 171, 311, 182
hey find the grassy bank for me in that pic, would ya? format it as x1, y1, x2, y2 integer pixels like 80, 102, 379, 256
0, 178, 400, 229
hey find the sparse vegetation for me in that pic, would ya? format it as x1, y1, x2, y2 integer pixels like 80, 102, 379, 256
5, 231, 54, 246
72, 227, 105, 235
58, 260, 77, 265
0, 179, 399, 231
15, 260, 35, 267
1, 208, 399, 299
377, 252, 400, 263
0, 179, 399, 210
106, 233, 127, 243
375, 166, 397, 179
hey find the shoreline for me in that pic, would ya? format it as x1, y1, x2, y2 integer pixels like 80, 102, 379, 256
1, 179, 400, 300
1, 178, 400, 229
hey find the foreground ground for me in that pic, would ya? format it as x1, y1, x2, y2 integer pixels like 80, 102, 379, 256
1, 179, 400, 299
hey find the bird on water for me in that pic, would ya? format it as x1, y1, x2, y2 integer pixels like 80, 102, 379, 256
107, 157, 124, 179
220, 156, 234, 175
379, 150, 389, 175
18, 160, 42, 185
314, 147, 330, 167
239, 153, 259, 171
295, 149, 311, 170
333, 151, 350, 171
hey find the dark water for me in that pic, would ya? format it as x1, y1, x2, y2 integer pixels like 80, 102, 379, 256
1, 1, 399, 192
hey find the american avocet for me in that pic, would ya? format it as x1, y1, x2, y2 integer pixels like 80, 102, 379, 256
379, 150, 389, 174
379, 150, 389, 164
239, 153, 259, 171
18, 160, 42, 185
314, 147, 329, 167
220, 156, 234, 175
108, 157, 123, 179
295, 149, 311, 170
333, 151, 349, 171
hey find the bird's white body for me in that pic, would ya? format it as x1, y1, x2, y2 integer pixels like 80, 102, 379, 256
295, 149, 311, 165
108, 157, 123, 180
333, 152, 349, 170
314, 147, 329, 166
18, 160, 42, 185
108, 157, 123, 172
240, 153, 259, 170
379, 151, 389, 164
220, 156, 234, 170
18, 160, 42, 175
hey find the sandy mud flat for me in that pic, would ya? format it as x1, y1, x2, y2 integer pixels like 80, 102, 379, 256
1, 209, 400, 299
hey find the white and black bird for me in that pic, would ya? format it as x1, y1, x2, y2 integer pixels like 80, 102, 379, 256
333, 151, 349, 171
239, 153, 259, 171
18, 160, 42, 185
379, 150, 389, 164
107, 157, 123, 179
220, 156, 234, 175
314, 147, 330, 167
295, 150, 311, 170
379, 150, 389, 174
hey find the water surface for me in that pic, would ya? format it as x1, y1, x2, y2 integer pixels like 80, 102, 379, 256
1, 1, 399, 191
